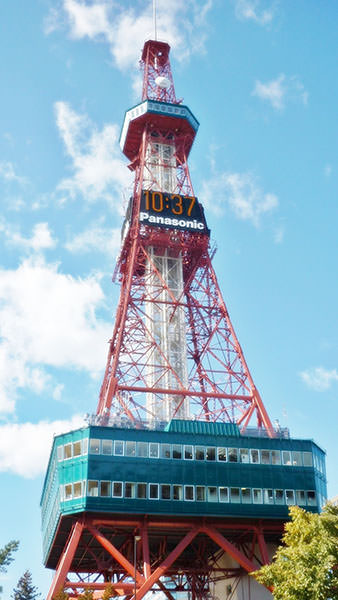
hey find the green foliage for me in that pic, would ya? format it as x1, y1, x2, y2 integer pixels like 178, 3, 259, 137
252, 504, 338, 599
102, 583, 114, 600
0, 540, 19, 573
12, 570, 40, 600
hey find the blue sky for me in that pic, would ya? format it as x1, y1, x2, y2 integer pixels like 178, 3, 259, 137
0, 0, 337, 596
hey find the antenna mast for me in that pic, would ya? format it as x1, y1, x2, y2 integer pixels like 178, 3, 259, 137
153, 0, 157, 40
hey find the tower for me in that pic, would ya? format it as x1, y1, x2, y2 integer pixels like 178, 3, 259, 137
41, 39, 327, 600
97, 39, 274, 434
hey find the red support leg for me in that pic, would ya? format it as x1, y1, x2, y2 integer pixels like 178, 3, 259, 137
46, 521, 84, 600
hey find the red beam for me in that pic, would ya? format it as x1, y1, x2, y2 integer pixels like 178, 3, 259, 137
46, 521, 83, 600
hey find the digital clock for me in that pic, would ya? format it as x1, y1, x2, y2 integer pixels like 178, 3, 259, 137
140, 190, 209, 235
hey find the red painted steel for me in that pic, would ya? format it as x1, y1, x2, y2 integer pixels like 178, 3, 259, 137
44, 39, 278, 600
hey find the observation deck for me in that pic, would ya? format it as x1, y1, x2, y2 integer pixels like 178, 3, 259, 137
41, 419, 327, 569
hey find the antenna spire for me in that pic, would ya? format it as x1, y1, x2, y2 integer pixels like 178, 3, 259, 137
153, 0, 157, 40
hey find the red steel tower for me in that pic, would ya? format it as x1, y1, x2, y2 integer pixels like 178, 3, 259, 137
42, 39, 328, 600
98, 39, 274, 436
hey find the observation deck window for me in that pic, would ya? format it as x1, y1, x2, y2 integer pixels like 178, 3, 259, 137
161, 444, 171, 459
173, 484, 183, 500
228, 448, 238, 463
161, 484, 171, 500
64, 443, 72, 459
125, 482, 136, 498
149, 483, 159, 499
113, 482, 123, 497
73, 482, 82, 498
73, 441, 82, 457
195, 446, 205, 461
100, 481, 111, 497
264, 489, 274, 504
250, 449, 259, 464
275, 489, 284, 505
196, 486, 206, 501
282, 451, 292, 465
102, 440, 113, 455
137, 442, 148, 458
184, 445, 193, 460
271, 450, 281, 465
303, 452, 313, 467
217, 447, 227, 462
149, 443, 159, 458
307, 491, 316, 506
286, 490, 295, 505
219, 487, 229, 502
126, 441, 136, 457
114, 440, 124, 455
261, 450, 270, 464
241, 488, 252, 503
296, 490, 306, 505
292, 451, 302, 466
184, 485, 194, 501
240, 448, 249, 463
173, 444, 182, 459
87, 480, 99, 497
230, 487, 240, 503
206, 447, 216, 461
207, 487, 218, 502
137, 483, 147, 499
89, 439, 100, 455
253, 489, 262, 504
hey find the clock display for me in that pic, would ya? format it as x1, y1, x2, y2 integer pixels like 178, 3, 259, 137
140, 190, 209, 235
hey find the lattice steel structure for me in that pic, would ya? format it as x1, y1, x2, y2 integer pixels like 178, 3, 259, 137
42, 39, 327, 600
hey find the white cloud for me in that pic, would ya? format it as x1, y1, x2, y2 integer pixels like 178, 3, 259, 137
4, 222, 57, 252
300, 367, 338, 392
0, 161, 26, 184
46, 0, 212, 72
0, 257, 112, 414
252, 74, 308, 111
200, 170, 278, 226
65, 223, 121, 256
0, 415, 85, 478
55, 101, 131, 206
234, 0, 276, 26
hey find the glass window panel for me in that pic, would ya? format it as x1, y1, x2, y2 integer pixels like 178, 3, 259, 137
149, 443, 159, 458
114, 440, 124, 456
282, 451, 292, 465
275, 490, 284, 505
137, 483, 147, 499
292, 451, 302, 466
286, 490, 295, 505
161, 444, 171, 459
228, 448, 238, 463
296, 490, 306, 505
271, 450, 281, 465
230, 488, 240, 503
219, 487, 229, 502
250, 449, 259, 464
184, 486, 194, 501
64, 443, 72, 459
161, 484, 171, 500
57, 446, 63, 461
64, 484, 72, 500
149, 484, 159, 499
88, 481, 99, 497
195, 446, 205, 461
113, 482, 123, 497
73, 441, 82, 457
206, 447, 216, 461
241, 488, 252, 503
173, 485, 183, 500
89, 439, 100, 455
196, 486, 205, 501
263, 489, 274, 504
102, 440, 113, 455
172, 444, 182, 459
261, 450, 270, 465
184, 445, 193, 460
126, 441, 136, 457
217, 447, 227, 462
303, 452, 313, 467
240, 448, 249, 463
207, 487, 218, 502
100, 481, 111, 497
137, 442, 148, 458
307, 491, 317, 506
73, 482, 82, 498
253, 489, 262, 504
125, 482, 136, 498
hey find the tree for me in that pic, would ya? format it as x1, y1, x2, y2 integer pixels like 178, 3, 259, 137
0, 540, 19, 573
12, 570, 40, 600
252, 503, 338, 600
